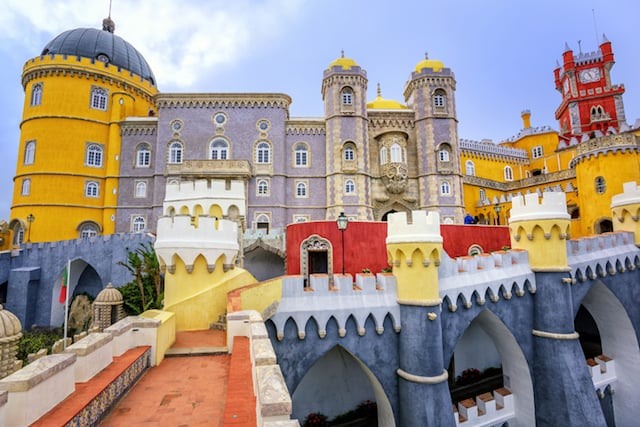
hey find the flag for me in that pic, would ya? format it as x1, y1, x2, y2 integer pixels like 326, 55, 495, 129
58, 265, 68, 304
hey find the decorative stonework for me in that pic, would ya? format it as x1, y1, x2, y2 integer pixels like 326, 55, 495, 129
92, 284, 125, 331
156, 93, 292, 110
300, 235, 333, 279
0, 305, 22, 380
166, 160, 252, 179
382, 163, 408, 194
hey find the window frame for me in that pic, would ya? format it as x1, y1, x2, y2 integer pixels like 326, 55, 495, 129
504, 166, 514, 181
433, 89, 447, 111
135, 181, 147, 198
345, 179, 356, 194
341, 87, 354, 105
595, 176, 606, 194
169, 141, 183, 164
136, 143, 151, 167
132, 216, 146, 233
85, 181, 99, 198
21, 178, 31, 196
86, 144, 104, 167
30, 83, 43, 106
255, 141, 271, 164
90, 87, 108, 111
210, 138, 229, 160
24, 141, 36, 165
439, 149, 450, 162
440, 181, 451, 196
294, 143, 309, 167
532, 146, 543, 159
465, 160, 475, 176
295, 181, 308, 198
79, 223, 99, 239
257, 178, 270, 196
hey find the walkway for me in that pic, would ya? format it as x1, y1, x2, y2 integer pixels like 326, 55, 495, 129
101, 329, 231, 426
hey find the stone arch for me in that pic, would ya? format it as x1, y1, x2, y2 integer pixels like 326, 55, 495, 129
50, 259, 103, 326
448, 309, 535, 427
594, 218, 613, 234
578, 281, 640, 426
292, 344, 396, 426
300, 234, 333, 279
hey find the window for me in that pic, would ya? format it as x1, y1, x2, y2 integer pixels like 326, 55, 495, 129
380, 147, 388, 165
433, 89, 446, 110
296, 181, 307, 198
132, 216, 146, 233
210, 138, 229, 160
532, 146, 543, 159
345, 179, 355, 194
85, 181, 99, 197
30, 83, 42, 106
257, 179, 269, 196
21, 179, 31, 196
80, 223, 98, 239
169, 141, 183, 164
465, 160, 475, 176
90, 87, 108, 111
341, 87, 354, 105
293, 215, 309, 223
479, 188, 486, 201
504, 166, 513, 181
440, 181, 451, 195
294, 143, 309, 167
86, 144, 103, 167
343, 143, 355, 161
135, 181, 147, 198
136, 143, 151, 167
256, 142, 271, 164
255, 214, 270, 233
390, 143, 404, 163
595, 176, 606, 194
439, 149, 450, 162
24, 141, 36, 165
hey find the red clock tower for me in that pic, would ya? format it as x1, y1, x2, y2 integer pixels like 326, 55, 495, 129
553, 35, 626, 143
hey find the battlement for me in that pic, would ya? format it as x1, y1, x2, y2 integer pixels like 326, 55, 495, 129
154, 216, 239, 271
269, 274, 401, 340
386, 211, 442, 244
163, 178, 246, 218
611, 181, 640, 208
567, 232, 639, 282
510, 192, 570, 222
20, 233, 151, 258
460, 139, 529, 160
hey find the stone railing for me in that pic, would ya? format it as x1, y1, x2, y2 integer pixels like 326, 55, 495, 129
454, 387, 515, 426
463, 169, 576, 193
227, 310, 299, 427
0, 315, 160, 426
460, 139, 528, 160
269, 274, 401, 340
166, 159, 252, 179
587, 355, 616, 396
439, 250, 536, 311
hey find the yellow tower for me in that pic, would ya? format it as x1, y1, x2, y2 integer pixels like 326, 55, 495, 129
611, 181, 640, 246
9, 18, 157, 245
385, 210, 442, 304
509, 192, 571, 271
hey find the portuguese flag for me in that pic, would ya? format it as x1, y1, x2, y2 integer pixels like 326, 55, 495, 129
58, 265, 68, 304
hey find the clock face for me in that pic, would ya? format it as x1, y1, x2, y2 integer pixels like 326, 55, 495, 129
579, 67, 601, 83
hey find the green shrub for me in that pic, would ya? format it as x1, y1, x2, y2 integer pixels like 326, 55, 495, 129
17, 328, 62, 364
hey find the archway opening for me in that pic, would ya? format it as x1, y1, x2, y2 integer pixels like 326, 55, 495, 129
50, 260, 103, 327
575, 304, 602, 359
381, 210, 397, 222
595, 219, 613, 234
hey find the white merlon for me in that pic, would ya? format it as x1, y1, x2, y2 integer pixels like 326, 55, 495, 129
455, 387, 515, 427
386, 210, 442, 244
587, 355, 617, 393
163, 179, 246, 217
509, 192, 570, 222
154, 216, 239, 269
611, 181, 640, 209
567, 232, 638, 280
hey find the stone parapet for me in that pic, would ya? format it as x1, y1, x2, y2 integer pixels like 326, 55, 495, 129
567, 232, 639, 282
257, 365, 293, 423
64, 332, 113, 382
510, 192, 570, 222
386, 210, 442, 244
104, 316, 160, 364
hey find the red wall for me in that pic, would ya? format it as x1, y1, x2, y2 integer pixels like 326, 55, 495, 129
286, 221, 511, 276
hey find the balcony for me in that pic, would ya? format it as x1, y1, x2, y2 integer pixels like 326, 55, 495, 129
166, 160, 252, 179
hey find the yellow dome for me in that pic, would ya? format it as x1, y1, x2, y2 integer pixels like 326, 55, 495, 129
367, 84, 408, 110
328, 50, 358, 70
415, 53, 444, 73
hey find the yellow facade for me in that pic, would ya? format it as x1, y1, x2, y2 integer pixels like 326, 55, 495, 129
509, 219, 571, 271
386, 242, 441, 303
10, 55, 156, 244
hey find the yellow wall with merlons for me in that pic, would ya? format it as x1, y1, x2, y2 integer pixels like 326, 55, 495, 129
140, 309, 176, 365
509, 219, 570, 271
387, 242, 440, 302
239, 277, 283, 316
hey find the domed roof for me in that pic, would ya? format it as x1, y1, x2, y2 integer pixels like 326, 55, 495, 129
415, 53, 444, 73
95, 284, 123, 304
0, 305, 22, 338
328, 50, 358, 70
41, 20, 156, 85
367, 84, 408, 110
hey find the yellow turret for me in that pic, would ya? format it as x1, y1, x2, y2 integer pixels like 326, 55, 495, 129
611, 181, 640, 245
509, 192, 571, 271
521, 109, 532, 129
386, 211, 442, 304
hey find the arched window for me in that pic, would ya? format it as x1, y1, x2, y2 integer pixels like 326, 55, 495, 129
257, 179, 269, 196
135, 181, 147, 198
504, 166, 513, 181
255, 214, 270, 233
24, 141, 36, 165
343, 143, 355, 161
30, 83, 42, 106
296, 181, 307, 197
440, 181, 451, 195
11, 222, 24, 246
341, 87, 354, 105
169, 141, 183, 164
595, 176, 606, 194
79, 223, 98, 239
132, 216, 146, 233
479, 188, 486, 201
294, 143, 309, 167
136, 143, 151, 167
390, 143, 403, 163
256, 141, 271, 164
85, 181, 99, 197
465, 160, 475, 176
21, 179, 31, 196
433, 89, 446, 111
380, 147, 388, 165
345, 179, 355, 194
210, 138, 229, 160
439, 148, 450, 162
90, 87, 108, 111
86, 144, 103, 167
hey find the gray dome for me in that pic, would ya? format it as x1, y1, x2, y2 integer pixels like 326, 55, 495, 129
95, 284, 123, 304
41, 27, 156, 85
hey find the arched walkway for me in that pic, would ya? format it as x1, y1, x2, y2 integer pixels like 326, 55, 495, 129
50, 259, 103, 326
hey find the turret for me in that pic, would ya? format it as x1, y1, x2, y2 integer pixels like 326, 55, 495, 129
509, 192, 571, 271
611, 181, 640, 246
521, 109, 532, 129
562, 42, 575, 71
386, 210, 442, 303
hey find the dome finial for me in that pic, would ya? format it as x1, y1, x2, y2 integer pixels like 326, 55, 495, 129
341, 49, 344, 58
425, 51, 429, 60
102, 0, 115, 33
377, 82, 381, 97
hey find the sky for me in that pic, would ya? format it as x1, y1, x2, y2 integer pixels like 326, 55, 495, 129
0, 0, 638, 220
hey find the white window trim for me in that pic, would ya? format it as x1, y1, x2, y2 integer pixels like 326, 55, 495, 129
256, 178, 270, 196
31, 83, 43, 106
24, 141, 36, 165
295, 180, 308, 198
440, 181, 451, 196
134, 180, 147, 198
86, 143, 104, 168
345, 179, 356, 194
131, 215, 146, 233
532, 146, 543, 159
21, 179, 31, 196
210, 138, 230, 160
504, 166, 514, 181
294, 143, 309, 167
255, 141, 271, 164
136, 144, 151, 167
85, 181, 99, 198
169, 141, 183, 164
90, 87, 108, 111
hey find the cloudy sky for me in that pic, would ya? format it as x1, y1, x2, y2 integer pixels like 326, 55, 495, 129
0, 0, 638, 220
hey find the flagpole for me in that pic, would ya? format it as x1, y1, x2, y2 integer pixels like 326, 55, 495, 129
63, 259, 70, 349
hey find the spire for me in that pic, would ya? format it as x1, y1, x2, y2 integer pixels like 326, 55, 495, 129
102, 0, 115, 33
377, 82, 381, 97
425, 51, 429, 59
564, 42, 571, 52
341, 49, 344, 58
601, 33, 609, 43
